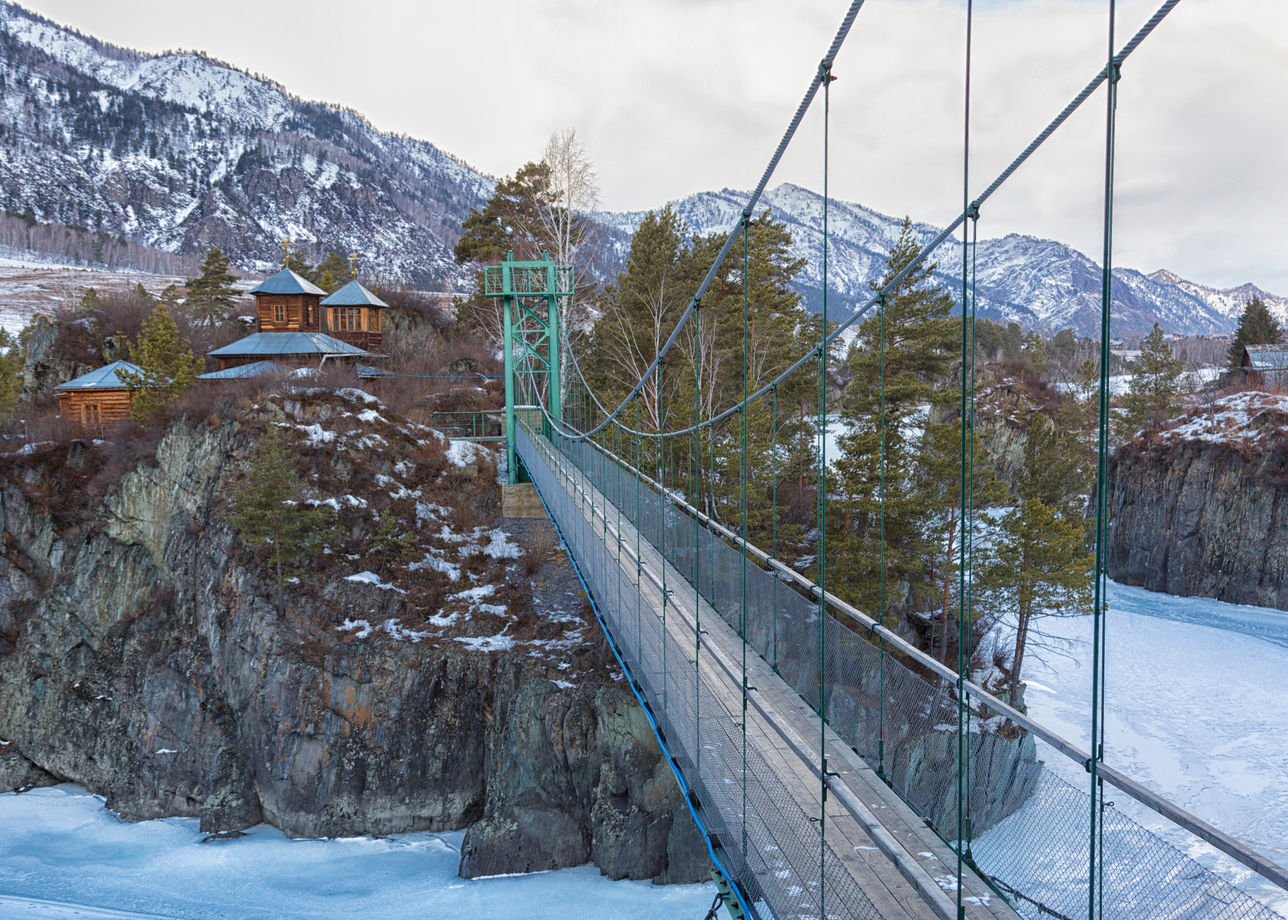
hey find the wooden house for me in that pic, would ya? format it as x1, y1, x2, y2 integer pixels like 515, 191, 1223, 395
320, 280, 388, 352
249, 268, 328, 332
54, 360, 144, 426
204, 267, 378, 373
1240, 345, 1288, 388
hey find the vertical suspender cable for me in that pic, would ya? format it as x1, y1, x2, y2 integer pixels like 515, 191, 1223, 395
771, 382, 780, 672
741, 214, 751, 882
1090, 3, 1118, 918
956, 1, 975, 911
817, 60, 835, 916
693, 297, 703, 779
878, 289, 888, 779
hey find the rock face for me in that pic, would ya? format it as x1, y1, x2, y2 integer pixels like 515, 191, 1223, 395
0, 390, 708, 884
1109, 393, 1288, 608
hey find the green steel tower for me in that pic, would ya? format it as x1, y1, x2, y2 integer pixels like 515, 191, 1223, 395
484, 250, 572, 485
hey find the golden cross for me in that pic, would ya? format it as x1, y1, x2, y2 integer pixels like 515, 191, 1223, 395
280, 237, 292, 266
348, 252, 360, 279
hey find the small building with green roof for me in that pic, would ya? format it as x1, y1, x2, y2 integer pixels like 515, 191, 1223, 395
54, 360, 146, 426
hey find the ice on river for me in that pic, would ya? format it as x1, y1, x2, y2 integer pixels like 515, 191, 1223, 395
0, 786, 715, 920
981, 579, 1288, 916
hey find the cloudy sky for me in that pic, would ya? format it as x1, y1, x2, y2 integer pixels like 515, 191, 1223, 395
19, 0, 1288, 292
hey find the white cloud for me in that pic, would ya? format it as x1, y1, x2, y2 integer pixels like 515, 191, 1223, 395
20, 0, 1288, 291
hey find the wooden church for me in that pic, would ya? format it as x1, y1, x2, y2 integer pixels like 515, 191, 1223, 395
204, 262, 381, 374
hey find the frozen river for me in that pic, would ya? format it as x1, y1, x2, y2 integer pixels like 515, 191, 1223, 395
1, 579, 1284, 918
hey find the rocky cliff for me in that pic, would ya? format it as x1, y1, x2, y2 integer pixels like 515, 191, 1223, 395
0, 385, 707, 883
1109, 391, 1288, 607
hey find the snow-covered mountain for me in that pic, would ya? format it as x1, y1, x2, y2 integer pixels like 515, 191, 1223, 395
598, 185, 1288, 338
1, 1, 1281, 335
0, 2, 492, 285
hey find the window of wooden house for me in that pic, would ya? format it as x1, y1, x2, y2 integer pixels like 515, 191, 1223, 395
370, 309, 381, 332
273, 302, 286, 324
333, 307, 361, 332
83, 403, 100, 425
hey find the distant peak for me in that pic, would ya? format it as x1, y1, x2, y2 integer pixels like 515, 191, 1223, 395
1148, 269, 1182, 285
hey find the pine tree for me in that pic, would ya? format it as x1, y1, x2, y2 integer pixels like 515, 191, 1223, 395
118, 304, 204, 420
829, 218, 957, 621
1227, 296, 1283, 370
77, 287, 101, 312
314, 251, 351, 292
977, 414, 1092, 705
228, 427, 334, 585
1121, 322, 1185, 434
185, 247, 240, 325
0, 328, 22, 416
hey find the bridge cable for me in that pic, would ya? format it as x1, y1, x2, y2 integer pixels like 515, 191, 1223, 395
740, 213, 751, 886
565, 0, 870, 441
1090, 2, 1120, 918
816, 59, 836, 918
771, 382, 780, 672
957, 1, 978, 913
548, 0, 1180, 447
877, 285, 888, 780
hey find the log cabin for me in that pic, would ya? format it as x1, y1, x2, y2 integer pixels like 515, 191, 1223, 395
54, 360, 144, 427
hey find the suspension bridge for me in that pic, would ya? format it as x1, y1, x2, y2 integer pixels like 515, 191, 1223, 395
479, 2, 1288, 918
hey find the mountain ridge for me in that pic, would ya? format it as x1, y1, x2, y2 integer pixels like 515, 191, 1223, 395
1, 2, 1283, 337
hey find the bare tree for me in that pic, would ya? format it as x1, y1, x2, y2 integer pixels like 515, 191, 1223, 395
538, 128, 600, 271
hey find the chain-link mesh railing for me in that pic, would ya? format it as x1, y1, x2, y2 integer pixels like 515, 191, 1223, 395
524, 420, 1288, 920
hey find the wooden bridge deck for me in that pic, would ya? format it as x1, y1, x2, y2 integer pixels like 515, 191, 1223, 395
525, 429, 1019, 920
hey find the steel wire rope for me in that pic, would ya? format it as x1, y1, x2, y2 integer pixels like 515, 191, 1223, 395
740, 215, 751, 882
956, 2, 976, 912
815, 60, 835, 917
1090, 2, 1120, 917
557, 0, 870, 444
877, 288, 888, 780
542, 0, 1180, 448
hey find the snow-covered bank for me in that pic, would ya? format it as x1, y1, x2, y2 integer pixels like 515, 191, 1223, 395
987, 580, 1288, 915
0, 786, 715, 920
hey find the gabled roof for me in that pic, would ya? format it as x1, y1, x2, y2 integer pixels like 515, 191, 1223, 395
248, 268, 328, 297
1244, 344, 1288, 371
207, 332, 374, 358
197, 361, 284, 380
54, 360, 146, 391
321, 280, 389, 308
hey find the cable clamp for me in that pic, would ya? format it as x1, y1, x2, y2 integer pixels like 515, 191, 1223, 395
817, 62, 836, 84
1107, 60, 1122, 84
965, 202, 980, 222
